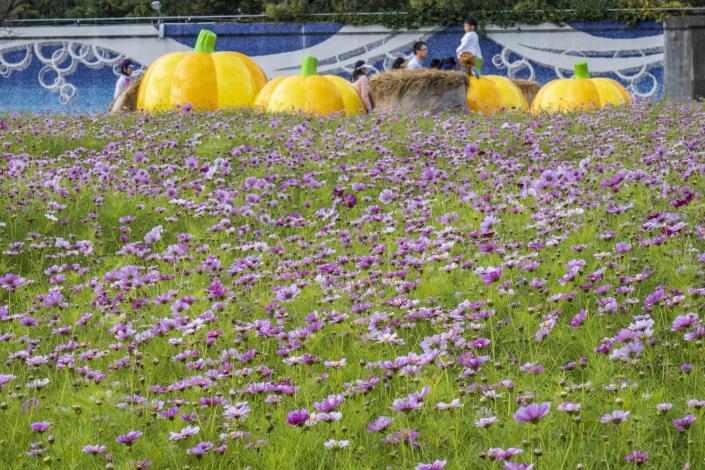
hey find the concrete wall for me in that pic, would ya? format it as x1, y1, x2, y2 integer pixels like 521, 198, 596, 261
664, 16, 705, 99
0, 21, 664, 113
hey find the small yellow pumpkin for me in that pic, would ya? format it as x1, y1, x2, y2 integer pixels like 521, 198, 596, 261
467, 76, 528, 115
465, 58, 528, 115
531, 61, 632, 113
254, 56, 365, 116
137, 29, 267, 111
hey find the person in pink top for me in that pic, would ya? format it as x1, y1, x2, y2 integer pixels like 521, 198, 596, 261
351, 60, 373, 113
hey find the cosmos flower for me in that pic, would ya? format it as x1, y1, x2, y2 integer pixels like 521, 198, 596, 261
82, 445, 107, 454
673, 414, 696, 432
625, 451, 649, 464
416, 460, 447, 470
116, 431, 143, 446
29, 422, 51, 433
367, 416, 393, 432
287, 409, 310, 427
323, 439, 349, 449
513, 403, 551, 424
600, 410, 630, 424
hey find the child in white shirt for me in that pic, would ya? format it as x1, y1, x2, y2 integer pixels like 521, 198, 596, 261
457, 18, 482, 76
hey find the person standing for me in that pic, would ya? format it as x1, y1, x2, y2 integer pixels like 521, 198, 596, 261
406, 41, 428, 71
114, 59, 134, 99
456, 18, 482, 75
351, 60, 373, 113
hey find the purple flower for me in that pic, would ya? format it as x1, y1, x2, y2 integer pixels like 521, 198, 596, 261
474, 266, 503, 284
557, 401, 582, 414
569, 309, 588, 328
656, 403, 673, 414
132, 460, 152, 469
474, 416, 498, 428
143, 225, 163, 244
687, 399, 705, 409
116, 431, 143, 446
287, 409, 310, 426
416, 460, 447, 470
600, 410, 630, 424
0, 374, 16, 389
186, 441, 213, 456
314, 394, 344, 413
30, 421, 51, 433
673, 414, 696, 432
367, 416, 393, 432
378, 189, 397, 204
342, 193, 357, 208
0, 273, 28, 291
487, 447, 523, 461
513, 402, 551, 423
626, 451, 649, 464
169, 425, 200, 441
672, 313, 699, 331
274, 284, 300, 303
82, 444, 107, 454
503, 463, 534, 470
382, 428, 419, 447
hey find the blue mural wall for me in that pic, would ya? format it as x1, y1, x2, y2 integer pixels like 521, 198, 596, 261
0, 21, 664, 113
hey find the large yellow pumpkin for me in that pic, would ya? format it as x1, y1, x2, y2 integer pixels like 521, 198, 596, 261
254, 56, 365, 116
467, 75, 528, 115
531, 61, 631, 113
136, 30, 267, 111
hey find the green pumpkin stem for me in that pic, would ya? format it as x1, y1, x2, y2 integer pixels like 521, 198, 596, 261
475, 57, 483, 77
574, 61, 590, 79
194, 30, 217, 53
300, 56, 318, 77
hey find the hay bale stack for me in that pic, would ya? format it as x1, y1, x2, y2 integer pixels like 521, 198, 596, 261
370, 70, 469, 113
510, 79, 541, 107
109, 76, 142, 113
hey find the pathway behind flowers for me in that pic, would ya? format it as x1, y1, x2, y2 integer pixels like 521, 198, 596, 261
1, 104, 704, 468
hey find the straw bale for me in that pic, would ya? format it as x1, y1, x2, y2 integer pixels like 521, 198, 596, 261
370, 70, 469, 113
510, 79, 541, 107
109, 76, 142, 113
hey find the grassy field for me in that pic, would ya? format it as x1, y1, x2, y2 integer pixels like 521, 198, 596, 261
0, 103, 704, 469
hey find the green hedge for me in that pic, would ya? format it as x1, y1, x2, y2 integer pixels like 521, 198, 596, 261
10, 0, 705, 27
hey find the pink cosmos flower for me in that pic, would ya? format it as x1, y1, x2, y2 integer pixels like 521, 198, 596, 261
116, 431, 143, 446
513, 402, 551, 423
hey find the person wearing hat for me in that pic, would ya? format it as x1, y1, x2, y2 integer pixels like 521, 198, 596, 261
114, 58, 135, 99
351, 60, 373, 113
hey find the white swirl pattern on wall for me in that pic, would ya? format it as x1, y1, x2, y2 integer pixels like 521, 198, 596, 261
2, 41, 129, 105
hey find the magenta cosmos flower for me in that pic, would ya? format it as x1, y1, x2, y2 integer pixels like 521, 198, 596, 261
673, 414, 696, 432
116, 431, 143, 446
287, 409, 310, 426
513, 402, 551, 423
367, 416, 392, 432
30, 421, 51, 433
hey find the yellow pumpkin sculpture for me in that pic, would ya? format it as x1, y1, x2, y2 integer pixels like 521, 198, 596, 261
531, 61, 632, 113
254, 56, 365, 116
136, 29, 267, 111
466, 58, 528, 115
